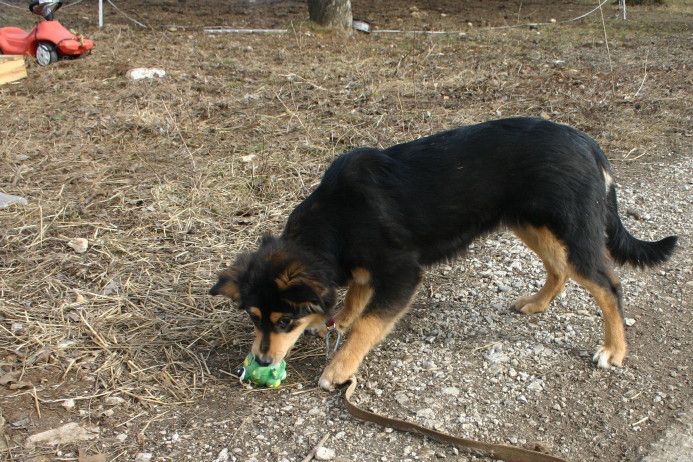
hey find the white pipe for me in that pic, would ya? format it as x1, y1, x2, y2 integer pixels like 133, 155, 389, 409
204, 28, 288, 34
98, 0, 103, 28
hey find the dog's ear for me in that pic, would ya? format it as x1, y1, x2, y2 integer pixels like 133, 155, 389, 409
275, 263, 325, 314
209, 253, 251, 302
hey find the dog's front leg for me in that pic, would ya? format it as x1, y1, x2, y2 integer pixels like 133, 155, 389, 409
319, 266, 420, 391
319, 313, 397, 390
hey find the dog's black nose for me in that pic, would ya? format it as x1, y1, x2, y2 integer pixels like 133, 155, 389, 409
255, 356, 272, 367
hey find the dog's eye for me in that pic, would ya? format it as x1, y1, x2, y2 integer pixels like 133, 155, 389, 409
275, 317, 292, 331
247, 312, 260, 326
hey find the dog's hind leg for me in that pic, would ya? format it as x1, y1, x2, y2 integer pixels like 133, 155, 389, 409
318, 264, 420, 390
569, 260, 626, 368
511, 225, 569, 314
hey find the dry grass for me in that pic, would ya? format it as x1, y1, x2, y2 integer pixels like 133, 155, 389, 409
1, 0, 691, 410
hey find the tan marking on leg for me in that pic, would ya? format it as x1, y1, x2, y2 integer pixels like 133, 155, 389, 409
511, 226, 568, 314
351, 267, 371, 285
319, 313, 399, 390
570, 272, 627, 368
334, 270, 374, 331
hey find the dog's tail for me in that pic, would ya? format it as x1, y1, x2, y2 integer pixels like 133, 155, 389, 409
605, 185, 677, 267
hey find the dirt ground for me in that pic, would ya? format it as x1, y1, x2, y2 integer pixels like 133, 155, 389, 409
1, 1, 691, 461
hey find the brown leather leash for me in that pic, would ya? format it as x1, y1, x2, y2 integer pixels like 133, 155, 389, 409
342, 378, 569, 462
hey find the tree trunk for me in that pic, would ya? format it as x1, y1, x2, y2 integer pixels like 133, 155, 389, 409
308, 0, 352, 29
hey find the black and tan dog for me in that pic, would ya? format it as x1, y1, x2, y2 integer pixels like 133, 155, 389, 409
210, 117, 677, 390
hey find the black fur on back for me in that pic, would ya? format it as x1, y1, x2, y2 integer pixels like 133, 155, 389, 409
281, 117, 676, 290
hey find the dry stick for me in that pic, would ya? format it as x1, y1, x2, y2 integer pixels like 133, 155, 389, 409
301, 434, 330, 462
596, 0, 615, 94
275, 91, 307, 130
633, 50, 650, 98
32, 387, 41, 419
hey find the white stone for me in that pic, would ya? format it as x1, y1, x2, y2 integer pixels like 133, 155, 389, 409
315, 447, 335, 461
213, 448, 229, 462
104, 396, 126, 406
61, 399, 75, 410
0, 192, 28, 208
25, 422, 98, 448
126, 68, 166, 80
442, 387, 460, 397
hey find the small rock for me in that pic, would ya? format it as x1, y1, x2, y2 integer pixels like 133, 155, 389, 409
416, 408, 436, 420
134, 453, 152, 462
25, 422, 98, 448
104, 396, 126, 406
213, 448, 229, 462
625, 318, 636, 327
67, 238, 88, 254
422, 360, 436, 370
240, 154, 256, 163
61, 399, 76, 410
527, 379, 544, 392
315, 446, 335, 461
126, 68, 166, 80
308, 407, 324, 416
442, 387, 460, 397
115, 433, 127, 443
0, 192, 28, 208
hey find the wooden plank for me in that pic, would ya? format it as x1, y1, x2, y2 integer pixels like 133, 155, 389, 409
0, 55, 28, 86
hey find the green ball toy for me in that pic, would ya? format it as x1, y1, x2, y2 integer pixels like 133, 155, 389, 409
237, 353, 287, 388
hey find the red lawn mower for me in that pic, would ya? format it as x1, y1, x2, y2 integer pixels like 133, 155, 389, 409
0, 1, 93, 66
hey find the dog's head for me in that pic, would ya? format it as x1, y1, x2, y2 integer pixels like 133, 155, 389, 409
209, 235, 336, 366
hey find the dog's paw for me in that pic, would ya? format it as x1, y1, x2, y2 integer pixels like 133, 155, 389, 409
593, 346, 625, 369
511, 296, 548, 315
318, 362, 353, 391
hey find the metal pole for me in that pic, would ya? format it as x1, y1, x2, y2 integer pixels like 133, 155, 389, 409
98, 0, 103, 28
620, 0, 627, 20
